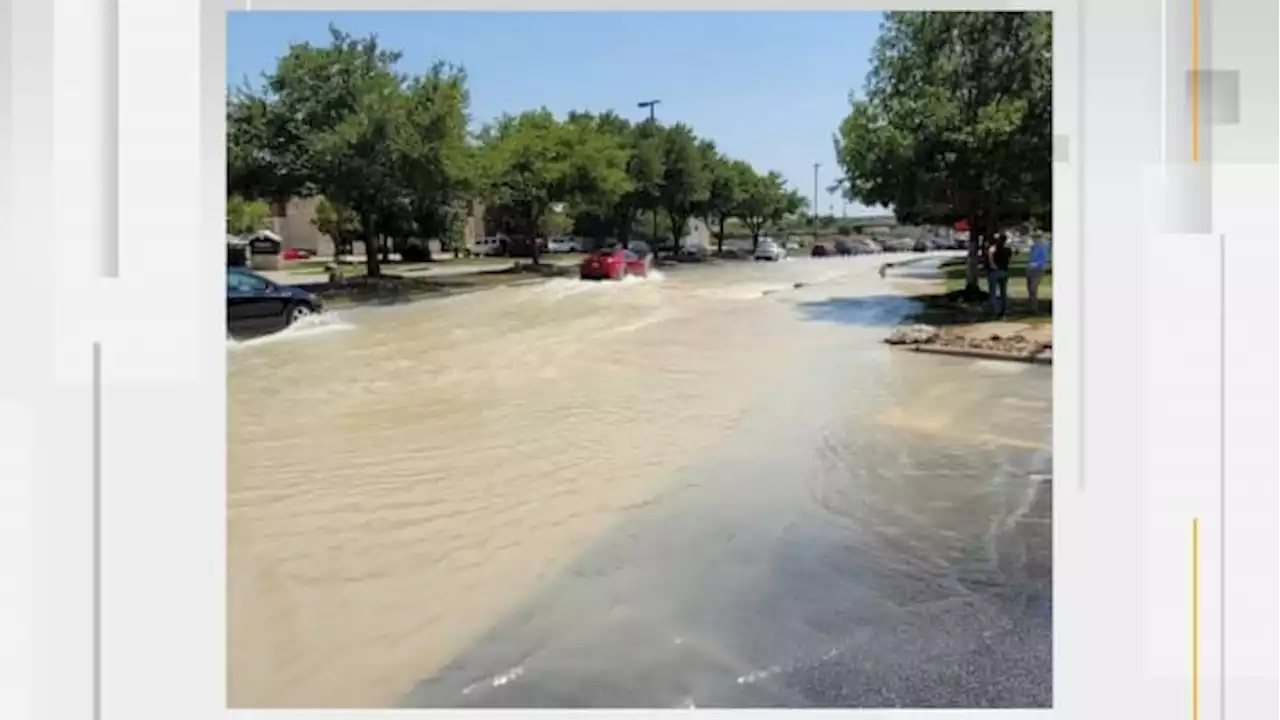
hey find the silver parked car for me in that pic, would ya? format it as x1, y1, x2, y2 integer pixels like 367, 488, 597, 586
753, 238, 787, 261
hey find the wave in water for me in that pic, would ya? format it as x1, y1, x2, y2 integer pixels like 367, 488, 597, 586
227, 311, 355, 351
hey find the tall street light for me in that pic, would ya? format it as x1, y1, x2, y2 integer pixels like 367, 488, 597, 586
812, 162, 822, 229
637, 99, 662, 247
637, 99, 661, 122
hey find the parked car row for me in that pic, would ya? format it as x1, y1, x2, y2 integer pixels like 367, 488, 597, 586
806, 233, 972, 257
810, 237, 883, 256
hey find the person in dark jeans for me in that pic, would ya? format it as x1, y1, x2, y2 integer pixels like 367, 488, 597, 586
985, 233, 1013, 318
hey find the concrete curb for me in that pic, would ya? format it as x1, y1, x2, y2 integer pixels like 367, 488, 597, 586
902, 343, 1053, 366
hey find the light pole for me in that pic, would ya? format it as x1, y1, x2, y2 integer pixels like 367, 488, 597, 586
637, 99, 662, 246
637, 99, 661, 123
812, 162, 821, 233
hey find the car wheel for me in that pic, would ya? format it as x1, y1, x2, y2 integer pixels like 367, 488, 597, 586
287, 303, 313, 326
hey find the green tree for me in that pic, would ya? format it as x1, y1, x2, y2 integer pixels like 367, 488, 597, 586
230, 27, 477, 278
233, 27, 407, 276
622, 119, 667, 246
833, 11, 1051, 292
226, 89, 311, 233
656, 123, 712, 252
478, 109, 630, 263
226, 194, 272, 235
562, 112, 634, 242
734, 170, 803, 250
311, 197, 361, 258
703, 157, 752, 254
477, 109, 572, 263
399, 62, 477, 260
540, 206, 575, 238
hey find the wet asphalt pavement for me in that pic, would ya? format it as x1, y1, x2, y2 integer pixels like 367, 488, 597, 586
230, 255, 1051, 708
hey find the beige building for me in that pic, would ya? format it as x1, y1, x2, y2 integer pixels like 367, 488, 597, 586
269, 197, 488, 257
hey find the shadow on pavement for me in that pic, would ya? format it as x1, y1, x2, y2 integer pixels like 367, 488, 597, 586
399, 353, 1053, 710
793, 295, 925, 328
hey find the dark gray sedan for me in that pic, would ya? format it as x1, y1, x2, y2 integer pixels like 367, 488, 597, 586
226, 267, 323, 338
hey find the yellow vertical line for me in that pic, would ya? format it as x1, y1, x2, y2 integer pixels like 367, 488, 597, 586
1192, 0, 1201, 161
1193, 517, 1200, 720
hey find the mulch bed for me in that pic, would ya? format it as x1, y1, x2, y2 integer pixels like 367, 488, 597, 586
931, 332, 1049, 358
886, 323, 1053, 364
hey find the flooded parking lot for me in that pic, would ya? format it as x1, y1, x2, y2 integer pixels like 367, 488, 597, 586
228, 255, 1051, 708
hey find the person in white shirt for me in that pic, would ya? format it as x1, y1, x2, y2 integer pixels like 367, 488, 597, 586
1026, 236, 1050, 314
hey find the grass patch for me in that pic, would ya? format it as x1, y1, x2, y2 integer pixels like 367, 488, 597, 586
908, 255, 1053, 326
937, 255, 1054, 298
304, 265, 570, 308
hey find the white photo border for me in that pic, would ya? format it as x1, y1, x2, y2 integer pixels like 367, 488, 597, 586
1, 0, 1275, 719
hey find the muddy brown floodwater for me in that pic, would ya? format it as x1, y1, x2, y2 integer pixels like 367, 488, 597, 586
228, 254, 1052, 709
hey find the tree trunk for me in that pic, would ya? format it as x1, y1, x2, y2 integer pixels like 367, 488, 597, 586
751, 231, 761, 251
960, 206, 984, 298
524, 210, 541, 265
365, 239, 382, 277
528, 229, 541, 265
668, 211, 683, 254
716, 218, 726, 254
965, 233, 981, 291
620, 210, 635, 247
962, 213, 996, 301
363, 215, 382, 278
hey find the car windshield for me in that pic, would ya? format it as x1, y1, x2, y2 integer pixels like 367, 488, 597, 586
228, 271, 270, 293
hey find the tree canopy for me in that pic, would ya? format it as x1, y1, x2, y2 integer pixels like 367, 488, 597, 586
833, 11, 1051, 285
226, 195, 272, 236
227, 24, 807, 273
735, 170, 806, 248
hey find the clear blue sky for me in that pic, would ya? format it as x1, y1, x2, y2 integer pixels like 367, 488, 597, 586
227, 11, 890, 217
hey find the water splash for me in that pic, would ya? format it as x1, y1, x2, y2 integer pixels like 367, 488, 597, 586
227, 311, 354, 351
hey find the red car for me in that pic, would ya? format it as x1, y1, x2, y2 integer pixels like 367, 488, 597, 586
579, 246, 652, 281
280, 247, 315, 261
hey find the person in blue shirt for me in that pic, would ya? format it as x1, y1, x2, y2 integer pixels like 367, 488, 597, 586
1026, 236, 1050, 314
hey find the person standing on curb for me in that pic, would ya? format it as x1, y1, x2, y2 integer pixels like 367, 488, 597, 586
985, 233, 1013, 319
1026, 235, 1050, 315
